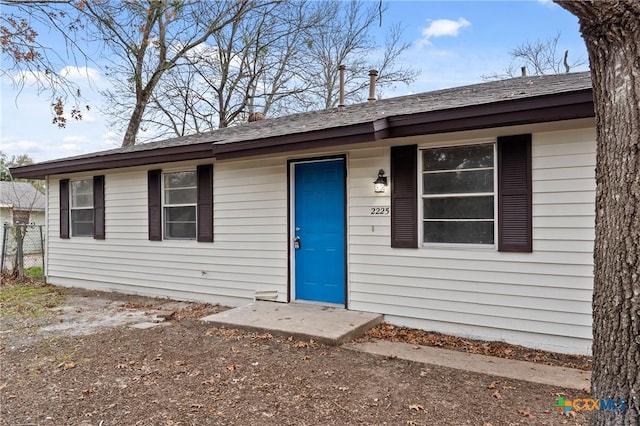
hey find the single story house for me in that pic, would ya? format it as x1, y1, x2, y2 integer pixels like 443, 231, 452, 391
12, 72, 596, 355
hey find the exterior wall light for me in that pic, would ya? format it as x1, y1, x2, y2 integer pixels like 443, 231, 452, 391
374, 169, 388, 193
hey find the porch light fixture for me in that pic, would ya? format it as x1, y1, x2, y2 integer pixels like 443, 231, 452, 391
373, 169, 388, 193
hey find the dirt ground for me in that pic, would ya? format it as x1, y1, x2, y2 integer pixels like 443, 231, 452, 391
0, 281, 592, 425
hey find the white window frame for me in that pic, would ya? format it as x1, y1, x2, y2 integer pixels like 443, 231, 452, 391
69, 178, 94, 237
162, 170, 197, 240
419, 141, 498, 249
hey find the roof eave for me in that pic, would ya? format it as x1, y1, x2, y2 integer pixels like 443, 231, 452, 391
10, 142, 214, 180
213, 119, 390, 160
388, 89, 594, 138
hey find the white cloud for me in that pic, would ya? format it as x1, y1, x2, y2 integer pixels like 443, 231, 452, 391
102, 131, 121, 148
418, 18, 471, 47
59, 66, 101, 84
62, 135, 88, 145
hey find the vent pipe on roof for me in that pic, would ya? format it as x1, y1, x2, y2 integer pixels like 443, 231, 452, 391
368, 69, 378, 104
521, 66, 527, 77
338, 65, 346, 110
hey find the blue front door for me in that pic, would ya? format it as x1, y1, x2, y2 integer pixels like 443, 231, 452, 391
294, 159, 346, 304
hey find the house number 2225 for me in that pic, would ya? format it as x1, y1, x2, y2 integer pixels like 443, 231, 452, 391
370, 207, 390, 215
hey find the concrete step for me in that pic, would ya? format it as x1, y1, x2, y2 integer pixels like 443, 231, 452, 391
200, 301, 382, 345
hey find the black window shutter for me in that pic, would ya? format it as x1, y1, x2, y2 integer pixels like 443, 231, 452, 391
391, 145, 418, 248
197, 164, 214, 242
59, 179, 70, 239
498, 134, 532, 252
148, 169, 162, 241
93, 175, 105, 240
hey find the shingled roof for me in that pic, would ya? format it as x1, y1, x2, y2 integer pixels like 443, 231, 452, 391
11, 72, 593, 179
0, 181, 45, 211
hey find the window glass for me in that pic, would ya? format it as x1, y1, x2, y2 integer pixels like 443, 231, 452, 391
422, 143, 495, 245
423, 170, 493, 194
423, 144, 494, 171
71, 179, 93, 208
71, 209, 94, 237
70, 179, 93, 237
424, 221, 495, 244
163, 171, 197, 239
423, 196, 494, 220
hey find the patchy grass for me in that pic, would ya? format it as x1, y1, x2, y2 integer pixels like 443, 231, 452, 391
24, 266, 43, 278
0, 279, 63, 320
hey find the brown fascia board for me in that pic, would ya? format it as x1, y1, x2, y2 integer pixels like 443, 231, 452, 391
388, 89, 594, 138
10, 142, 214, 180
212, 119, 390, 160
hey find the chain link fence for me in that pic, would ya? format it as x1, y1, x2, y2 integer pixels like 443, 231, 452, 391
1, 224, 45, 279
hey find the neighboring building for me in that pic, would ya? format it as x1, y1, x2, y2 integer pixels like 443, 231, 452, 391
0, 181, 46, 254
0, 181, 46, 225
12, 72, 595, 354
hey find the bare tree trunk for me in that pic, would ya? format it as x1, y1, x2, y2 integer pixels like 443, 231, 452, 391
122, 102, 146, 147
555, 1, 640, 424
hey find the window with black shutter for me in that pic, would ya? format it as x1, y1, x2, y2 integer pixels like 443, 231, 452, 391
393, 134, 532, 251
197, 164, 214, 242
93, 175, 105, 240
60, 176, 105, 239
59, 179, 70, 239
148, 169, 162, 241
391, 145, 418, 248
148, 166, 214, 242
497, 134, 532, 252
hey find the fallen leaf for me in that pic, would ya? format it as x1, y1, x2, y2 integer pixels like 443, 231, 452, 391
517, 409, 535, 419
226, 364, 238, 371
191, 403, 203, 408
487, 380, 500, 389
408, 404, 424, 411
0, 383, 7, 391
338, 386, 349, 391
201, 377, 215, 385
406, 421, 418, 425
58, 362, 76, 370
419, 370, 429, 377
566, 410, 577, 418
491, 390, 502, 399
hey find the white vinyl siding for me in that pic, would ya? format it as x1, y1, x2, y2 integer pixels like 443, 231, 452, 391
46, 158, 288, 306
347, 126, 595, 354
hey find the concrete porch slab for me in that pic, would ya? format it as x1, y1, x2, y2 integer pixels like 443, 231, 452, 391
200, 302, 382, 345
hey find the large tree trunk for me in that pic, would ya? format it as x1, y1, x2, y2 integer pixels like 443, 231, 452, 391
555, 1, 640, 424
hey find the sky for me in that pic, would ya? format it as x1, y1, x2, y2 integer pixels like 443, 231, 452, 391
0, 0, 589, 163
